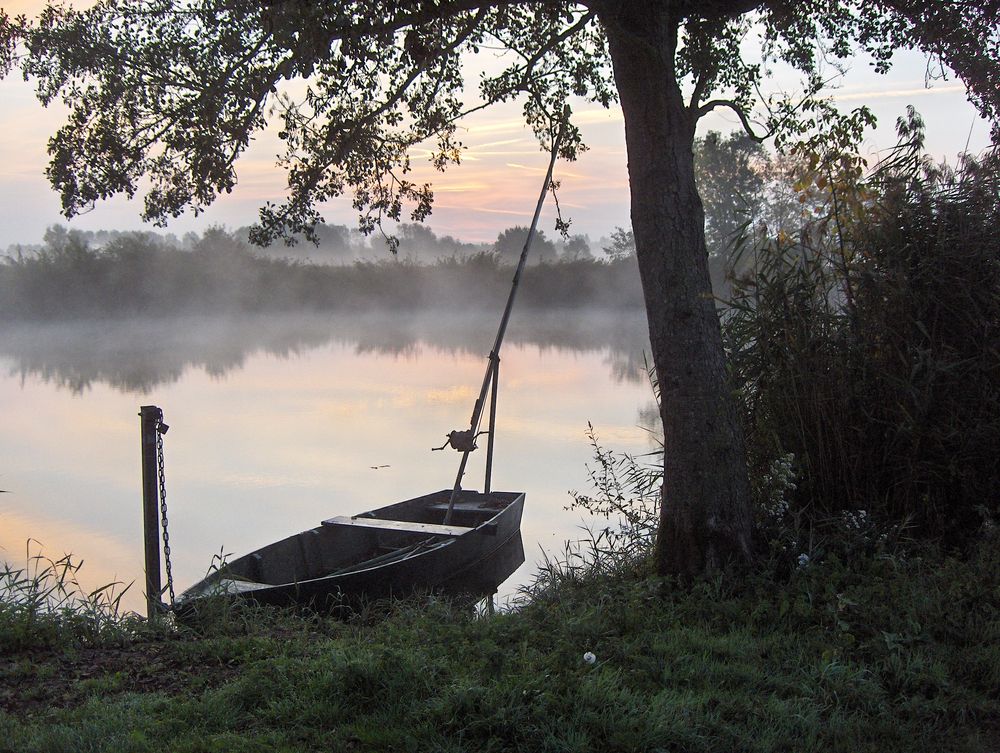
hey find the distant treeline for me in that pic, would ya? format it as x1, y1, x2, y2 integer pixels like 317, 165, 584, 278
6, 219, 599, 265
4, 129, 789, 320
0, 227, 643, 320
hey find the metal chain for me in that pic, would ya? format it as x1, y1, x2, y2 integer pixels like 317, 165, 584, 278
156, 422, 175, 607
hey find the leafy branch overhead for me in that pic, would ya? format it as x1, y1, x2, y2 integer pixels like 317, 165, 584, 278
6, 1, 999, 245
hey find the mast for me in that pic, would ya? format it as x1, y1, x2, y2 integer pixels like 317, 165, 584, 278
441, 115, 568, 524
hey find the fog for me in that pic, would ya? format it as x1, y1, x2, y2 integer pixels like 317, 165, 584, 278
0, 225, 643, 323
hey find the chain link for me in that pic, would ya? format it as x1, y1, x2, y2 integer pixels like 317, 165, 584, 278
156, 421, 175, 608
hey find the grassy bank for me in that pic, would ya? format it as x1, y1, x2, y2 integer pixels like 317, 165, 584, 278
3, 531, 998, 753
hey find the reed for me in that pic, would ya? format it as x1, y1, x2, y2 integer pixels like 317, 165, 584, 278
518, 424, 660, 603
0, 540, 141, 652
724, 119, 1000, 545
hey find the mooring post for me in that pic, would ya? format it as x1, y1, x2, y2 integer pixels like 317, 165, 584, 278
140, 405, 164, 619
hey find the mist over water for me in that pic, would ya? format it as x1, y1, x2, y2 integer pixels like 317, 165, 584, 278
0, 309, 656, 613
0, 310, 651, 394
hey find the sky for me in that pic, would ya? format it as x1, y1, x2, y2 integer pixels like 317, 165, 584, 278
0, 1, 994, 249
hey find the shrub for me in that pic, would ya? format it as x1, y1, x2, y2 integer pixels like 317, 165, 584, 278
725, 114, 1000, 546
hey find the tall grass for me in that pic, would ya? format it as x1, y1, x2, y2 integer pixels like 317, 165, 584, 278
520, 424, 661, 602
0, 541, 142, 652
2, 441, 998, 751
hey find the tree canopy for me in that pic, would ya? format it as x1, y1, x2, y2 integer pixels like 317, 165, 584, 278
4, 2, 996, 241
493, 225, 557, 263
2, 0, 999, 577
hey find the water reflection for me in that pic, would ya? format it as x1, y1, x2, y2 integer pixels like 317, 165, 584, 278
0, 310, 650, 395
0, 310, 655, 614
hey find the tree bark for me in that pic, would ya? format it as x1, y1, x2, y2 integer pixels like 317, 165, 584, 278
599, 2, 753, 577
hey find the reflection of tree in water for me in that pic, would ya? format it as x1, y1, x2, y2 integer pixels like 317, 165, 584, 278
604, 346, 663, 451
637, 402, 663, 450
603, 348, 649, 385
0, 311, 650, 395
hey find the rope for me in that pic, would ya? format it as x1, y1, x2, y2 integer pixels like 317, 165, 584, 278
431, 429, 487, 452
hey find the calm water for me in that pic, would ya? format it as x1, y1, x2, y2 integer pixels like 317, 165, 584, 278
0, 310, 655, 611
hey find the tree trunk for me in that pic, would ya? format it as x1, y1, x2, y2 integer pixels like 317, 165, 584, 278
600, 3, 753, 578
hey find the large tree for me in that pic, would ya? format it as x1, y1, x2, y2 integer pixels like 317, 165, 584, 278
2, 0, 998, 578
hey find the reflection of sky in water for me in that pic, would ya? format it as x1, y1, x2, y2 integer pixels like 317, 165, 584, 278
0, 312, 655, 612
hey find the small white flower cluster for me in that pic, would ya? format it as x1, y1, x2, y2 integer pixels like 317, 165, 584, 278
765, 498, 791, 521
797, 553, 810, 568
759, 453, 798, 522
841, 509, 869, 530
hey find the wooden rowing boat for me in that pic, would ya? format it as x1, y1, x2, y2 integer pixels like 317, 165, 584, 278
177, 489, 524, 609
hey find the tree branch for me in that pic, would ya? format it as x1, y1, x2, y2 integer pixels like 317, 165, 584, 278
697, 98, 766, 141
304, 0, 540, 44
689, 67, 713, 114
678, 0, 767, 22
502, 10, 597, 91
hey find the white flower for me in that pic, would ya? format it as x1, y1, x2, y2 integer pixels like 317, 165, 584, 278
583, 651, 596, 665
797, 553, 810, 568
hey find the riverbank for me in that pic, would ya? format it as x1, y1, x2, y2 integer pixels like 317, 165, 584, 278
3, 532, 998, 752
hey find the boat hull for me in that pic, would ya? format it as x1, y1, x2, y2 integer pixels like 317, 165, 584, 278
177, 489, 525, 610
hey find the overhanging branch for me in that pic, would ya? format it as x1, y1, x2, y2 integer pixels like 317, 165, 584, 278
697, 98, 766, 141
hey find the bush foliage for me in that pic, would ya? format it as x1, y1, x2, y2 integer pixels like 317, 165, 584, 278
725, 113, 999, 545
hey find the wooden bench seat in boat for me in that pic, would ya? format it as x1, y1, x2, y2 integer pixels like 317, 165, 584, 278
425, 500, 495, 513
321, 516, 476, 537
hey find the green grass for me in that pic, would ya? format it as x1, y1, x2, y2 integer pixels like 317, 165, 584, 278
2, 531, 998, 753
